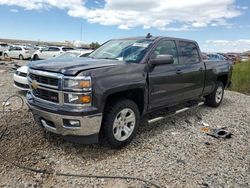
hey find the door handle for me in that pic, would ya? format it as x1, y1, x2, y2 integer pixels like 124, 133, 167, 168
176, 70, 182, 75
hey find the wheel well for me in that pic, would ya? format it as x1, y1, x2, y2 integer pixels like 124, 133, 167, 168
33, 54, 38, 60
105, 89, 144, 114
217, 74, 228, 87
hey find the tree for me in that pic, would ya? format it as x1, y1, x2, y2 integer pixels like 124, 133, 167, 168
90, 42, 101, 49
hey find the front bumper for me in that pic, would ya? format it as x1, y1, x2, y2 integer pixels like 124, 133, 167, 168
27, 94, 103, 143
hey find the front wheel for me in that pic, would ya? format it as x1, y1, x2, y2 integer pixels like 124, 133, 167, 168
101, 99, 140, 149
19, 54, 24, 60
205, 82, 224, 107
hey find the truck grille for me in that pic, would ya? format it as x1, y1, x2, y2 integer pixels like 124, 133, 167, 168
33, 88, 59, 103
28, 69, 62, 104
29, 73, 58, 86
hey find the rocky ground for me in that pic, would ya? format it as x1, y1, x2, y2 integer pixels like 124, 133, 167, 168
0, 59, 249, 188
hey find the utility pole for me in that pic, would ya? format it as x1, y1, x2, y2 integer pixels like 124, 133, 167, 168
80, 23, 83, 41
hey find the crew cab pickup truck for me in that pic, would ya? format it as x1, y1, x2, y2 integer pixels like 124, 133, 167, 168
26, 36, 232, 148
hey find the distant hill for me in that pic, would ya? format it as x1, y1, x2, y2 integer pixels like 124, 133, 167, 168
0, 38, 92, 48
0, 38, 68, 46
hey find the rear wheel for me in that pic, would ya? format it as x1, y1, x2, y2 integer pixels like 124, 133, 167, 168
101, 99, 140, 149
205, 82, 224, 107
19, 54, 24, 60
33, 54, 39, 61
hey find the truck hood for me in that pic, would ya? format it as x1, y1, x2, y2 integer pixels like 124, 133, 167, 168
29, 57, 122, 76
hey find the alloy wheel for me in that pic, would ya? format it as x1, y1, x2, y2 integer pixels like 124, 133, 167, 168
112, 108, 136, 141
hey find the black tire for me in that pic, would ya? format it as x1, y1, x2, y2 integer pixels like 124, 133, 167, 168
205, 82, 224, 107
33, 54, 39, 61
101, 99, 140, 149
19, 54, 24, 60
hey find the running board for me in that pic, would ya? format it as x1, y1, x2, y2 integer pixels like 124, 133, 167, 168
148, 102, 204, 124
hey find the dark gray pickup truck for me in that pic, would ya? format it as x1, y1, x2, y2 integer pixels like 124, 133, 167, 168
26, 36, 232, 148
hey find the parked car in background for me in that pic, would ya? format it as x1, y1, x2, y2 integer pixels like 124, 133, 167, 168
3, 46, 35, 60
34, 46, 45, 51
226, 53, 240, 64
240, 54, 249, 62
32, 46, 74, 60
0, 43, 9, 56
201, 53, 208, 60
55, 49, 93, 59
75, 47, 94, 50
13, 65, 29, 90
13, 50, 93, 91
207, 53, 226, 61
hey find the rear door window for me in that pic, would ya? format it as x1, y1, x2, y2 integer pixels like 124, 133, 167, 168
179, 41, 200, 64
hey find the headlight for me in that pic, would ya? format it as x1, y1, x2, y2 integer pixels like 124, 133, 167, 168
64, 93, 91, 105
63, 76, 91, 91
15, 70, 20, 75
63, 76, 92, 106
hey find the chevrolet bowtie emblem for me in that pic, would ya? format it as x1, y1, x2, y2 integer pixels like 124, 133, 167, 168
31, 80, 38, 90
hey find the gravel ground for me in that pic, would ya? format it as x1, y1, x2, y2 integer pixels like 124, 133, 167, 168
0, 59, 249, 188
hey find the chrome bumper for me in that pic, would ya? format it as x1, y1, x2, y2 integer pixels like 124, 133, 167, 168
28, 103, 102, 136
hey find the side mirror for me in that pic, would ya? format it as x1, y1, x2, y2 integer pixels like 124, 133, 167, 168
150, 54, 174, 65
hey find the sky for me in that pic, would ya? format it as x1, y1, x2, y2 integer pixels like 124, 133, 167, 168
0, 0, 249, 52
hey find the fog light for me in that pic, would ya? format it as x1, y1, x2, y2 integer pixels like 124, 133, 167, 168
63, 119, 80, 128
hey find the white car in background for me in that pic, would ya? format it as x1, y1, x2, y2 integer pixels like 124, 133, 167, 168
31, 46, 74, 60
4, 46, 35, 60
0, 43, 9, 56
13, 49, 93, 91
240, 54, 249, 62
55, 49, 93, 58
13, 65, 29, 90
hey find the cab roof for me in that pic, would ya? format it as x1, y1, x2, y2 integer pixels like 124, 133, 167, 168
115, 36, 197, 44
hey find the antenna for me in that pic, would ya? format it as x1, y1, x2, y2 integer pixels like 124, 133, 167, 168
146, 33, 152, 38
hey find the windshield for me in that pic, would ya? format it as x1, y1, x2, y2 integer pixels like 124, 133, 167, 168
89, 39, 154, 63
55, 52, 81, 59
